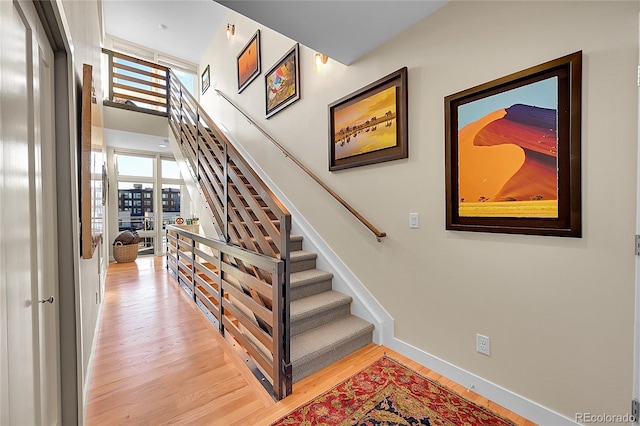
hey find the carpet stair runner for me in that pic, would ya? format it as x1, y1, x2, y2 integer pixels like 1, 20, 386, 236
235, 208, 374, 383
287, 246, 374, 382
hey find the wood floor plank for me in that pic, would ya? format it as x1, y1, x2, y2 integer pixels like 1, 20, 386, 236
86, 256, 535, 426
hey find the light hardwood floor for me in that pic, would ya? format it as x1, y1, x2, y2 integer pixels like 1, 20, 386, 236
86, 256, 535, 425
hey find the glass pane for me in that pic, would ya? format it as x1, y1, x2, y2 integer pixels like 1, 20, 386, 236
161, 184, 181, 229
161, 159, 181, 179
116, 154, 153, 177
118, 182, 154, 231
173, 68, 196, 96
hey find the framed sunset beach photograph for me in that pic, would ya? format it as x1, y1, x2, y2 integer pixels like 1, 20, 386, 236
445, 51, 582, 237
329, 67, 408, 171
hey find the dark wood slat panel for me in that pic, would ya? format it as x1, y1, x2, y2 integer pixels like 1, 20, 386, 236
113, 82, 166, 99
222, 316, 273, 380
113, 61, 168, 80
113, 92, 167, 108
112, 50, 168, 72
222, 280, 273, 326
221, 259, 273, 299
113, 72, 167, 90
222, 298, 274, 351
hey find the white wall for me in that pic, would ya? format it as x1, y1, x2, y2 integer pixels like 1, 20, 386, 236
199, 1, 638, 421
59, 0, 106, 420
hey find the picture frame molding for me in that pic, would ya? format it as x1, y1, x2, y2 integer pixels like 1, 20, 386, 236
237, 29, 261, 93
201, 64, 210, 94
444, 51, 582, 237
264, 43, 300, 119
328, 66, 408, 171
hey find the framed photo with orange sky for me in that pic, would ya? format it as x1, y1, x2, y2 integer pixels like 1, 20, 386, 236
329, 67, 408, 171
445, 51, 582, 237
237, 30, 260, 93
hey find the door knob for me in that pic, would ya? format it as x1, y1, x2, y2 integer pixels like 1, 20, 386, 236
39, 296, 54, 304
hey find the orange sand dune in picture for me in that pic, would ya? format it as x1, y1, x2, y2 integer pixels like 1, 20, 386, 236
459, 104, 558, 218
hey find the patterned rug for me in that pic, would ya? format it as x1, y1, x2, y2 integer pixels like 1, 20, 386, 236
271, 356, 517, 426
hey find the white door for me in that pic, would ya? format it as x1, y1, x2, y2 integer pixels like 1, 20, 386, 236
0, 1, 60, 424
635, 13, 640, 425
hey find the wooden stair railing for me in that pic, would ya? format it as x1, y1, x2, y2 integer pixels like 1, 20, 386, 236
167, 69, 293, 399
102, 49, 169, 116
165, 226, 290, 399
215, 89, 387, 242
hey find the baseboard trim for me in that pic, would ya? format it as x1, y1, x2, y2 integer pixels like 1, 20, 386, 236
81, 295, 105, 425
389, 337, 578, 426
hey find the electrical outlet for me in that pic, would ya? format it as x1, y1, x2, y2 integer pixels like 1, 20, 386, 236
476, 334, 490, 356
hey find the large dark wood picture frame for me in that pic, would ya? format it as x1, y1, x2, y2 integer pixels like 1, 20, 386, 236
237, 30, 261, 93
329, 67, 408, 171
81, 63, 104, 259
444, 51, 582, 237
265, 43, 300, 118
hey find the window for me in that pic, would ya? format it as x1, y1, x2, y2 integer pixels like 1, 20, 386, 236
116, 154, 153, 177
161, 159, 181, 179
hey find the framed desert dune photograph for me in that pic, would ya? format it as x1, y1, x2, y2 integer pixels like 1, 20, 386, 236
445, 51, 582, 237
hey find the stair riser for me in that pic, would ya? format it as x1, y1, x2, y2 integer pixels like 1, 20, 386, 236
290, 279, 333, 301
290, 257, 317, 273
291, 303, 351, 337
292, 330, 373, 383
289, 239, 302, 252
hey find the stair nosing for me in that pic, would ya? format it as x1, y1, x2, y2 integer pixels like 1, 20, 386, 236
290, 290, 352, 320
290, 316, 375, 365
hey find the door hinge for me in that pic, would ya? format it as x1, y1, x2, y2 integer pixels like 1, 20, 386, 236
635, 235, 640, 255
631, 399, 639, 423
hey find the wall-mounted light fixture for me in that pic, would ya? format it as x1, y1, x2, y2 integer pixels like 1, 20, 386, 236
314, 52, 328, 72
226, 23, 235, 40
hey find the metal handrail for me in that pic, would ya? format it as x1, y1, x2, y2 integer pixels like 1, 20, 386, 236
215, 89, 387, 242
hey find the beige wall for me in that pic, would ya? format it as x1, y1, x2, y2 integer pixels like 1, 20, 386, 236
200, 1, 638, 420
60, 0, 106, 417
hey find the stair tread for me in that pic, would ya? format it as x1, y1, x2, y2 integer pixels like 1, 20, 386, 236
290, 250, 317, 261
290, 269, 334, 288
290, 290, 352, 320
290, 315, 374, 366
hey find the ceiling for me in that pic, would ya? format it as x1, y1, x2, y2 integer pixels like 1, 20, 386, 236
216, 1, 447, 65
102, 0, 448, 67
101, 0, 447, 152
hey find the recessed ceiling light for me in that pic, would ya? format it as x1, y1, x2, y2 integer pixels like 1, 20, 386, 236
158, 144, 167, 148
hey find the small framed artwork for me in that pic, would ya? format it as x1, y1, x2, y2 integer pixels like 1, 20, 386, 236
237, 30, 261, 93
201, 65, 210, 94
329, 67, 408, 171
265, 43, 300, 118
444, 51, 582, 237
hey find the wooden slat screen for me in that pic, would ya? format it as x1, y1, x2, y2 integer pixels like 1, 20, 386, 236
166, 226, 290, 399
102, 49, 169, 116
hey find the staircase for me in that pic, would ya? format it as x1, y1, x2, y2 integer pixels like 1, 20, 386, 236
166, 68, 374, 394
288, 237, 374, 382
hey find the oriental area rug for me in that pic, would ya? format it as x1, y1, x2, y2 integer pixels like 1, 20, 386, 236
271, 356, 517, 426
